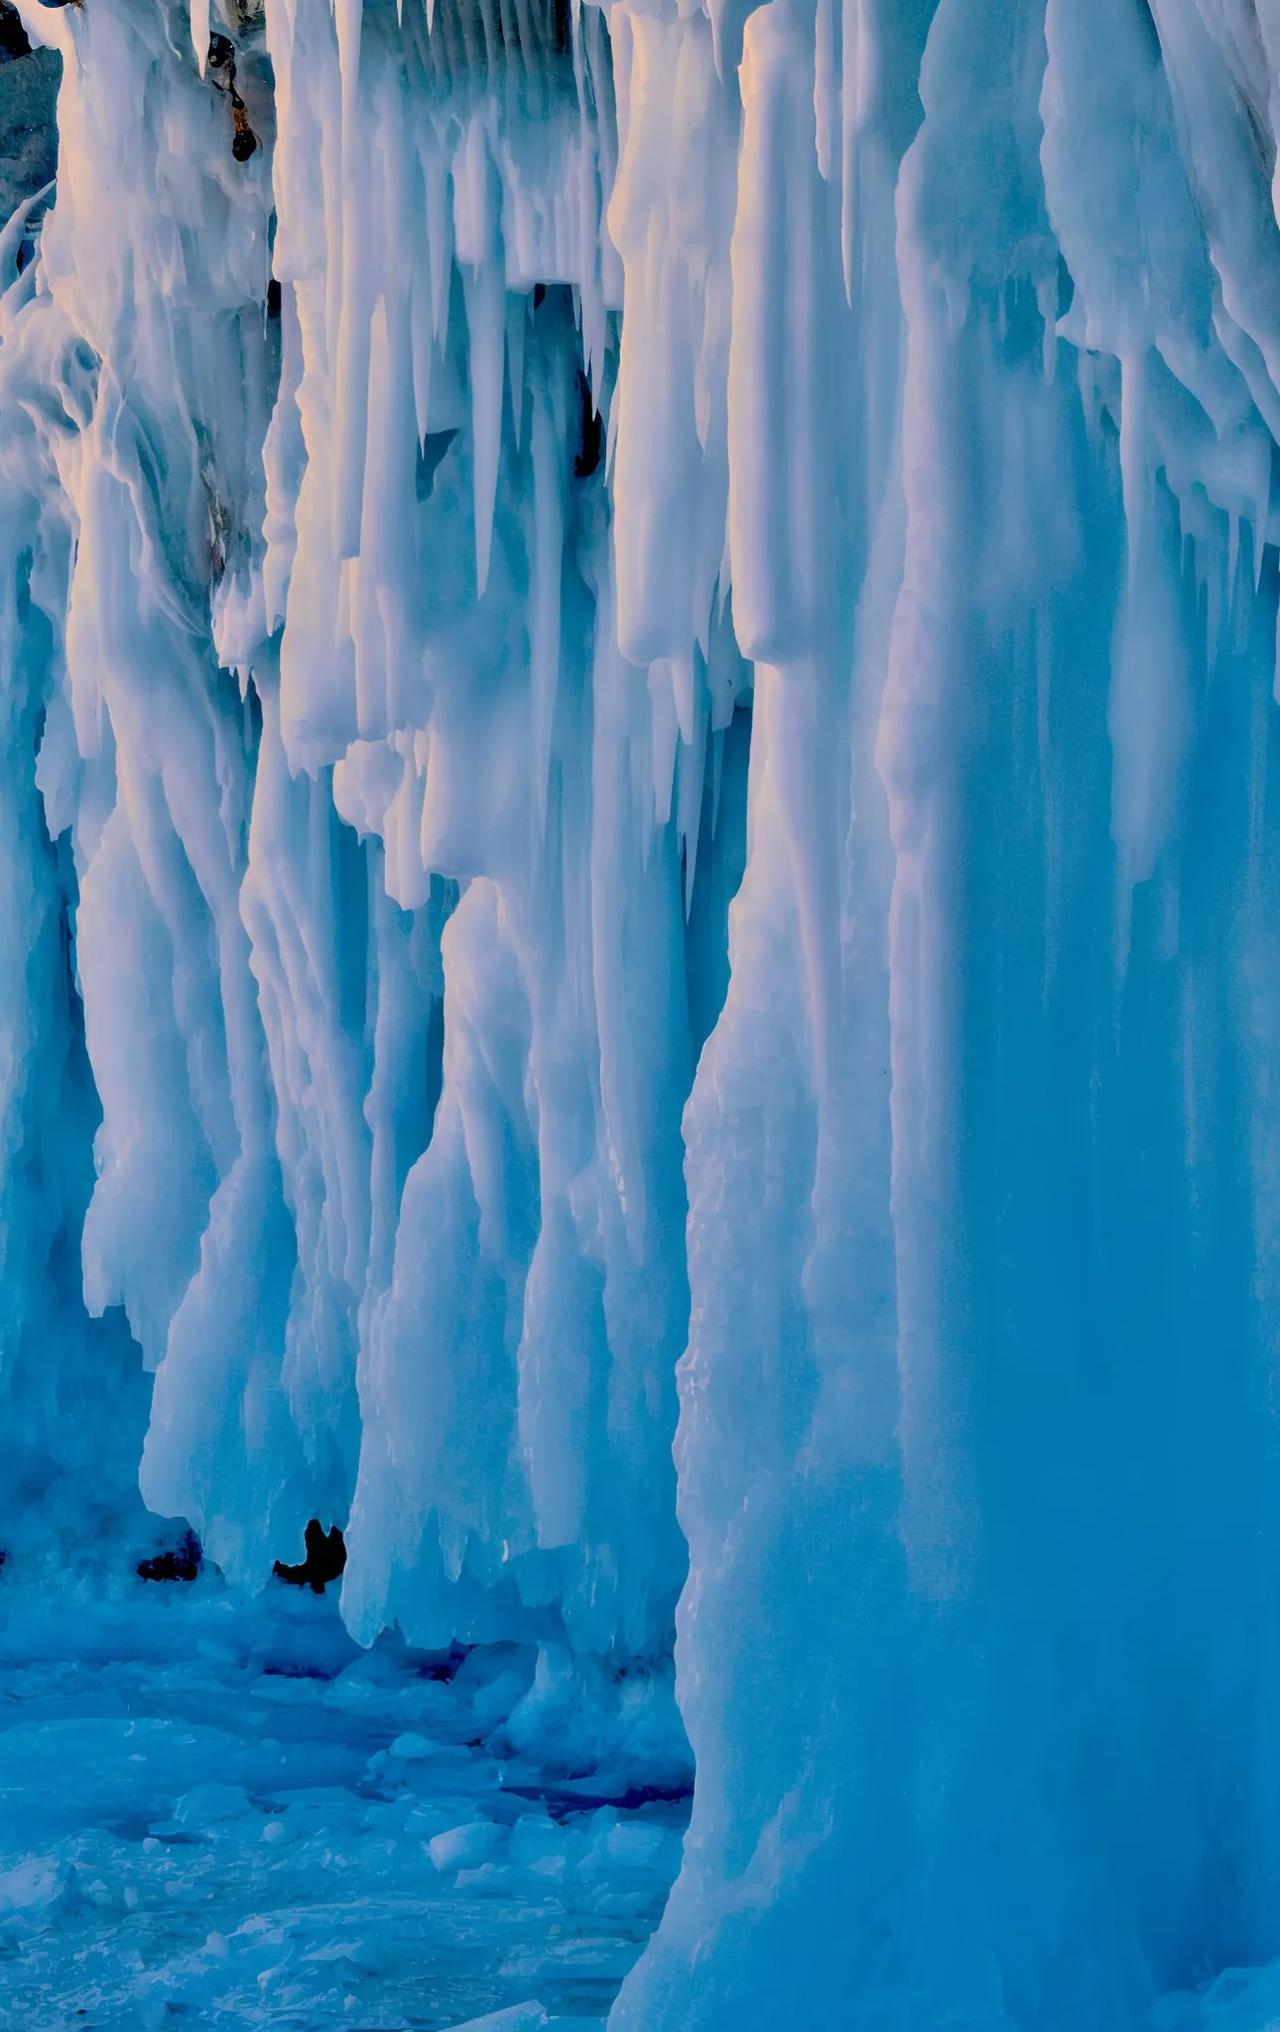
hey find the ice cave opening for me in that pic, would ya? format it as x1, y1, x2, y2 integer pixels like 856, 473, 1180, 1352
9, 0, 1280, 2026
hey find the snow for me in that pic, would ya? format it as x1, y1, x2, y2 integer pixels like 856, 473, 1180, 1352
3, 0, 1280, 2026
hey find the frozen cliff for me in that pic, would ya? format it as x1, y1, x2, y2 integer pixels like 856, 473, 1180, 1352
4, 0, 1280, 2024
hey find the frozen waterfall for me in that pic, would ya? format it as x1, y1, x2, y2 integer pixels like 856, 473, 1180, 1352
4, 0, 1280, 2024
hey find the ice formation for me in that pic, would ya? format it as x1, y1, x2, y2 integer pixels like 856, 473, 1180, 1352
5, 0, 1280, 2024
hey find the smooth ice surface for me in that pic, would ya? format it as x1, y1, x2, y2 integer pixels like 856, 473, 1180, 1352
6, 0, 1280, 2025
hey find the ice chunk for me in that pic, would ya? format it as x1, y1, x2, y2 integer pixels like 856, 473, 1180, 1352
428, 1820, 506, 1873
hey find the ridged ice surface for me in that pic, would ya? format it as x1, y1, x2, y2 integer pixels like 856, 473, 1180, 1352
5, 0, 1280, 2025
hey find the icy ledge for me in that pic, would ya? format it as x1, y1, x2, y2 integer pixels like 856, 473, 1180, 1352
5, 0, 1280, 2026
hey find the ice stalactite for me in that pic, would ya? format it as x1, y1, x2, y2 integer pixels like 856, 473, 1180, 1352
1, 0, 737, 1691
0, 412, 150, 1557
249, 0, 720, 1667
5, 0, 1280, 2023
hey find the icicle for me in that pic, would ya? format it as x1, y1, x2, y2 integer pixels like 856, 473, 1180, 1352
529, 374, 564, 839
478, 0, 498, 74
452, 116, 504, 597
410, 267, 435, 447
676, 683, 708, 916
649, 668, 679, 829
0, 184, 52, 343
1037, 272, 1058, 382
506, 293, 527, 453
664, 652, 697, 749
708, 721, 726, 837
423, 139, 452, 348
462, 259, 504, 598
331, 0, 372, 562
190, 0, 211, 74
335, 0, 363, 131
1119, 349, 1149, 550
510, 0, 540, 87
814, 0, 837, 184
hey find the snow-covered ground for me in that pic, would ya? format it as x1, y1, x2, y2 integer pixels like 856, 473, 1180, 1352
0, 1579, 687, 2030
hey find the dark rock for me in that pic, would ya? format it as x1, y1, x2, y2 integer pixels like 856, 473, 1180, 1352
138, 1528, 203, 1583
273, 1519, 347, 1595
0, 43, 58, 229
0, 5, 31, 61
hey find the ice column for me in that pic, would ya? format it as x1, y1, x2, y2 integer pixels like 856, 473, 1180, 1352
618, 1, 1280, 2027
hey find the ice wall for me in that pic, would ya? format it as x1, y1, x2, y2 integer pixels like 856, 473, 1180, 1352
617, 3, 1280, 2028
5, 0, 1280, 2022
0, 0, 734, 1659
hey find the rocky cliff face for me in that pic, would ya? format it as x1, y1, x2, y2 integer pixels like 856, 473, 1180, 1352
0, 4, 56, 226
